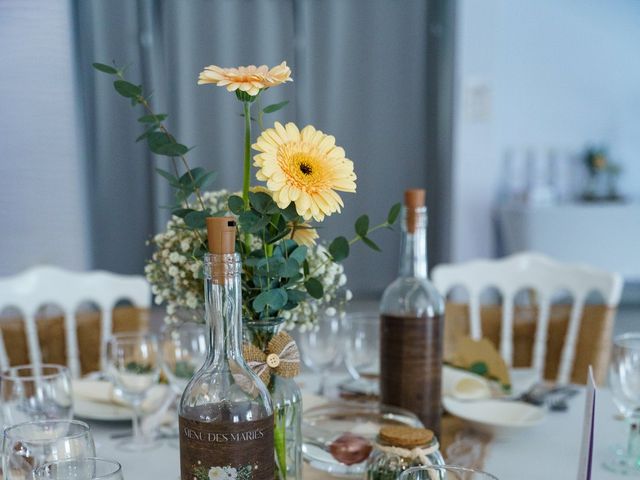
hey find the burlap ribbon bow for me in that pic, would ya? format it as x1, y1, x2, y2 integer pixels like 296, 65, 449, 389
243, 332, 300, 384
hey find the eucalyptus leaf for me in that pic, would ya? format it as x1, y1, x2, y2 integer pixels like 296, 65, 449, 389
138, 114, 167, 123
172, 208, 195, 218
290, 246, 308, 264
113, 80, 142, 99
227, 195, 244, 215
136, 126, 157, 142
355, 214, 369, 237
92, 63, 118, 74
194, 170, 217, 189
253, 288, 288, 312
279, 258, 301, 278
329, 236, 350, 261
155, 167, 180, 187
362, 236, 381, 252
249, 192, 277, 214
240, 211, 270, 234
387, 202, 401, 224
262, 100, 289, 114
304, 278, 324, 299
281, 203, 300, 222
184, 210, 210, 229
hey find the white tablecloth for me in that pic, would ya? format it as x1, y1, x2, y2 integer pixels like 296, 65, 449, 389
88, 386, 627, 480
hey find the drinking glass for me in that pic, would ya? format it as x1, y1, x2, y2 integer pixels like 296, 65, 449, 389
605, 332, 640, 474
342, 313, 380, 396
159, 322, 207, 395
106, 332, 160, 451
400, 465, 499, 480
2, 419, 95, 480
298, 312, 343, 395
1, 364, 73, 426
35, 458, 123, 480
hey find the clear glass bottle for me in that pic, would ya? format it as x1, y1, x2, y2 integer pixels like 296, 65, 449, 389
379, 189, 445, 436
179, 217, 274, 480
245, 320, 303, 480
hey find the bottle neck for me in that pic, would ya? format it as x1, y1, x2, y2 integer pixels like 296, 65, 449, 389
399, 206, 428, 279
204, 253, 243, 362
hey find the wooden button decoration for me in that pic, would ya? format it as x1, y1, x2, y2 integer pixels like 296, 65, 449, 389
266, 353, 281, 368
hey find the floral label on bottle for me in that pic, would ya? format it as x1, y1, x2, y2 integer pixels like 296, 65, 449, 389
179, 415, 274, 480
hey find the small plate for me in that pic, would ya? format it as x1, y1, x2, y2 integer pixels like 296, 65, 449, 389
302, 402, 422, 478
443, 397, 545, 437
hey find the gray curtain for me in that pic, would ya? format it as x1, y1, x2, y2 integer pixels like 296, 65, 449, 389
74, 0, 453, 297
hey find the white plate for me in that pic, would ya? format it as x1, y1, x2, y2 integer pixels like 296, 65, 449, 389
443, 397, 545, 437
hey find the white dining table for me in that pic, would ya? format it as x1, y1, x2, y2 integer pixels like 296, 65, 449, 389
88, 384, 628, 480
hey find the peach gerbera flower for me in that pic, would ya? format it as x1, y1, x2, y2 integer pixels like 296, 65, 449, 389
253, 122, 357, 222
288, 223, 319, 247
197, 62, 292, 96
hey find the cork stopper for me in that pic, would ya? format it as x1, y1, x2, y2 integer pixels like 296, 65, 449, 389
378, 425, 434, 449
404, 188, 426, 233
206, 217, 237, 254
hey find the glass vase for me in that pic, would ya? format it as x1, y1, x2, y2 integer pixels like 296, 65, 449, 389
245, 320, 303, 480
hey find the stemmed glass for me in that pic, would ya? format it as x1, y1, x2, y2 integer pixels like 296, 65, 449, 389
106, 332, 160, 451
34, 458, 124, 480
159, 322, 207, 395
342, 313, 380, 396
159, 322, 207, 446
605, 332, 640, 474
400, 465, 499, 480
2, 419, 95, 480
298, 312, 343, 395
1, 364, 73, 426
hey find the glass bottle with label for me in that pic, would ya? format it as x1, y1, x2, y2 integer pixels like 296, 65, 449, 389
379, 189, 445, 436
179, 217, 274, 480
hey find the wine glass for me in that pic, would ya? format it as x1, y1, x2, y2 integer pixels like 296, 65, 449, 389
298, 312, 343, 395
2, 419, 95, 480
1, 364, 73, 426
159, 322, 207, 447
106, 332, 160, 451
605, 332, 640, 474
160, 322, 207, 394
34, 458, 123, 480
400, 465, 499, 480
342, 313, 380, 396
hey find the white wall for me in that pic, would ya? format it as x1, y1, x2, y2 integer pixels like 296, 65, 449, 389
0, 0, 89, 275
452, 0, 640, 262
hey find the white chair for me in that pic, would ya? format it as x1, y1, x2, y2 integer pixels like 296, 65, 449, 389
432, 252, 623, 384
0, 266, 150, 378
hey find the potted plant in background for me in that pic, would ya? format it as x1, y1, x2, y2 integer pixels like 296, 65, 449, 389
93, 60, 400, 480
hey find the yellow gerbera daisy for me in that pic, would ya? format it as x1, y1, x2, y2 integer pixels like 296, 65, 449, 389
253, 122, 356, 222
197, 62, 292, 96
287, 223, 319, 247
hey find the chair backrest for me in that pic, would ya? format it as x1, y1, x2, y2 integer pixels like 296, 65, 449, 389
0, 266, 150, 378
432, 252, 623, 384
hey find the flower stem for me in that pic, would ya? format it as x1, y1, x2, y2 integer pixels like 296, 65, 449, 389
242, 101, 252, 210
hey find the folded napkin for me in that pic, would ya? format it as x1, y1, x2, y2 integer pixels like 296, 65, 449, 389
446, 337, 511, 391
72, 379, 169, 413
442, 366, 492, 400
